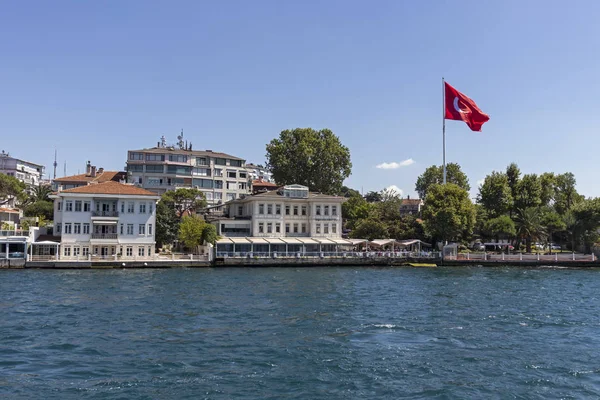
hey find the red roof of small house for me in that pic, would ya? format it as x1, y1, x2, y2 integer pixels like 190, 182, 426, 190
54, 170, 126, 184
59, 181, 158, 197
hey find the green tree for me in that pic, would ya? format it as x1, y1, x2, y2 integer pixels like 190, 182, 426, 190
339, 186, 361, 198
514, 174, 542, 211
23, 200, 54, 221
266, 128, 352, 194
483, 215, 516, 241
387, 215, 426, 241
350, 218, 388, 241
515, 207, 545, 253
162, 188, 207, 218
0, 174, 27, 205
342, 195, 371, 230
201, 224, 218, 245
364, 191, 383, 203
506, 163, 521, 201
415, 163, 470, 199
422, 183, 476, 243
179, 215, 206, 251
539, 172, 556, 207
27, 184, 52, 204
478, 171, 513, 218
541, 208, 566, 247
554, 172, 582, 215
570, 198, 600, 253
155, 197, 179, 248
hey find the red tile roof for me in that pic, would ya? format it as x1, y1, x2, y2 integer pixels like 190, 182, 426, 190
59, 181, 159, 197
0, 207, 20, 214
401, 199, 423, 206
252, 179, 278, 188
54, 171, 126, 184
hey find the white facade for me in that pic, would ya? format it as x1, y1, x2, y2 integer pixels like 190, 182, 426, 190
215, 185, 344, 239
245, 163, 274, 183
0, 151, 45, 186
51, 184, 160, 260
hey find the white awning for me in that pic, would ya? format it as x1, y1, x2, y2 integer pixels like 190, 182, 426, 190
329, 238, 355, 245
32, 241, 60, 245
92, 221, 118, 225
313, 238, 336, 244
279, 238, 303, 244
247, 237, 271, 244
346, 238, 368, 245
369, 239, 397, 247
296, 238, 320, 244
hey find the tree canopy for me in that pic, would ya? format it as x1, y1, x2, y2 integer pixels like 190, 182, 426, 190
162, 188, 207, 218
415, 163, 470, 199
422, 183, 476, 243
0, 174, 27, 205
266, 128, 352, 194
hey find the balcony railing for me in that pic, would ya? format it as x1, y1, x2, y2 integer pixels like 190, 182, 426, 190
91, 211, 119, 217
90, 233, 118, 240
0, 230, 29, 237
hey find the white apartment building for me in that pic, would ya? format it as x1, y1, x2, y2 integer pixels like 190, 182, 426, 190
126, 145, 250, 205
0, 151, 45, 186
245, 163, 274, 183
50, 181, 160, 260
214, 184, 347, 255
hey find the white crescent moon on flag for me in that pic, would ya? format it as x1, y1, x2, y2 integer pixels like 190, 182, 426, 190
453, 97, 465, 113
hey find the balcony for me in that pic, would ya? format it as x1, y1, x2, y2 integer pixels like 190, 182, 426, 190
90, 233, 118, 240
92, 211, 119, 217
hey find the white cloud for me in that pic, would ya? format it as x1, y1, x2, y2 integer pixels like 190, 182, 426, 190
384, 185, 403, 197
375, 158, 415, 169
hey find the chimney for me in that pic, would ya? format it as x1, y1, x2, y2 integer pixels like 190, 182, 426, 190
91, 166, 97, 177
407, 194, 410, 200
98, 167, 104, 174
86, 161, 92, 176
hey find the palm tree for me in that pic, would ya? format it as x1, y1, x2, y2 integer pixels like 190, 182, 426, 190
27, 184, 52, 204
515, 207, 545, 253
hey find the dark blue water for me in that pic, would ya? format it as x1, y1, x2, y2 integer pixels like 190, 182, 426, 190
2, 267, 600, 399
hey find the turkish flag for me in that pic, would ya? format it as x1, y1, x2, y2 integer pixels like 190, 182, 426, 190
444, 82, 490, 132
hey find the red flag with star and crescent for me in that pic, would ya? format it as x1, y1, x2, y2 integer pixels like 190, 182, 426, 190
444, 82, 490, 132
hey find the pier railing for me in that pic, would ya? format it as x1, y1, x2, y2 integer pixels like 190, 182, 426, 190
454, 252, 596, 262
216, 251, 441, 259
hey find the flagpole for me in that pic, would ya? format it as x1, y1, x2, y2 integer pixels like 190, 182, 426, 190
442, 77, 446, 184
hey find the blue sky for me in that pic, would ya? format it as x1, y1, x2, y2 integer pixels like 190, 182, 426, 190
2, 0, 600, 199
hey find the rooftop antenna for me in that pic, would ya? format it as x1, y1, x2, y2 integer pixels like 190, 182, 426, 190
64, 161, 67, 177
160, 135, 167, 148
177, 129, 185, 150
53, 149, 58, 180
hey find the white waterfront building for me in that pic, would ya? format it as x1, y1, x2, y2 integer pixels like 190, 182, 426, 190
50, 181, 160, 260
0, 150, 45, 187
214, 184, 353, 256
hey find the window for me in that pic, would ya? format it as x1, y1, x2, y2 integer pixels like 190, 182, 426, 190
72, 200, 81, 212
259, 204, 264, 214
64, 223, 72, 234
301, 205, 307, 216
293, 223, 298, 233
301, 223, 306, 233
193, 178, 213, 189
127, 202, 134, 213
239, 172, 247, 178
285, 223, 290, 233
82, 247, 89, 256
139, 224, 146, 235
324, 224, 329, 234
139, 203, 146, 214
168, 154, 187, 163
332, 206, 337, 216
238, 206, 243, 215
332, 224, 337, 234
83, 223, 90, 234
215, 158, 226, 165
146, 164, 164, 173
148, 202, 153, 214
258, 223, 264, 233
230, 159, 242, 167
267, 204, 272, 214
138, 247, 145, 257
267, 223, 272, 233
214, 192, 223, 200
121, 202, 125, 213
84, 201, 91, 212
127, 224, 134, 235
56, 223, 61, 234
65, 201, 73, 212
167, 165, 191, 175
64, 246, 71, 257
126, 246, 133, 257
214, 168, 223, 177
316, 224, 321, 234
226, 193, 236, 201
293, 206, 298, 216
276, 223, 281, 233
275, 204, 281, 215
227, 170, 237, 178
148, 224, 153, 235
130, 152, 144, 160
238, 182, 246, 190
316, 205, 321, 216
324, 206, 329, 216
73, 247, 80, 256
226, 181, 236, 190
128, 164, 143, 173
196, 157, 208, 166
214, 180, 223, 189
146, 153, 165, 161
192, 167, 210, 176
57, 201, 62, 212
120, 224, 124, 235
73, 223, 81, 234
285, 205, 290, 215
